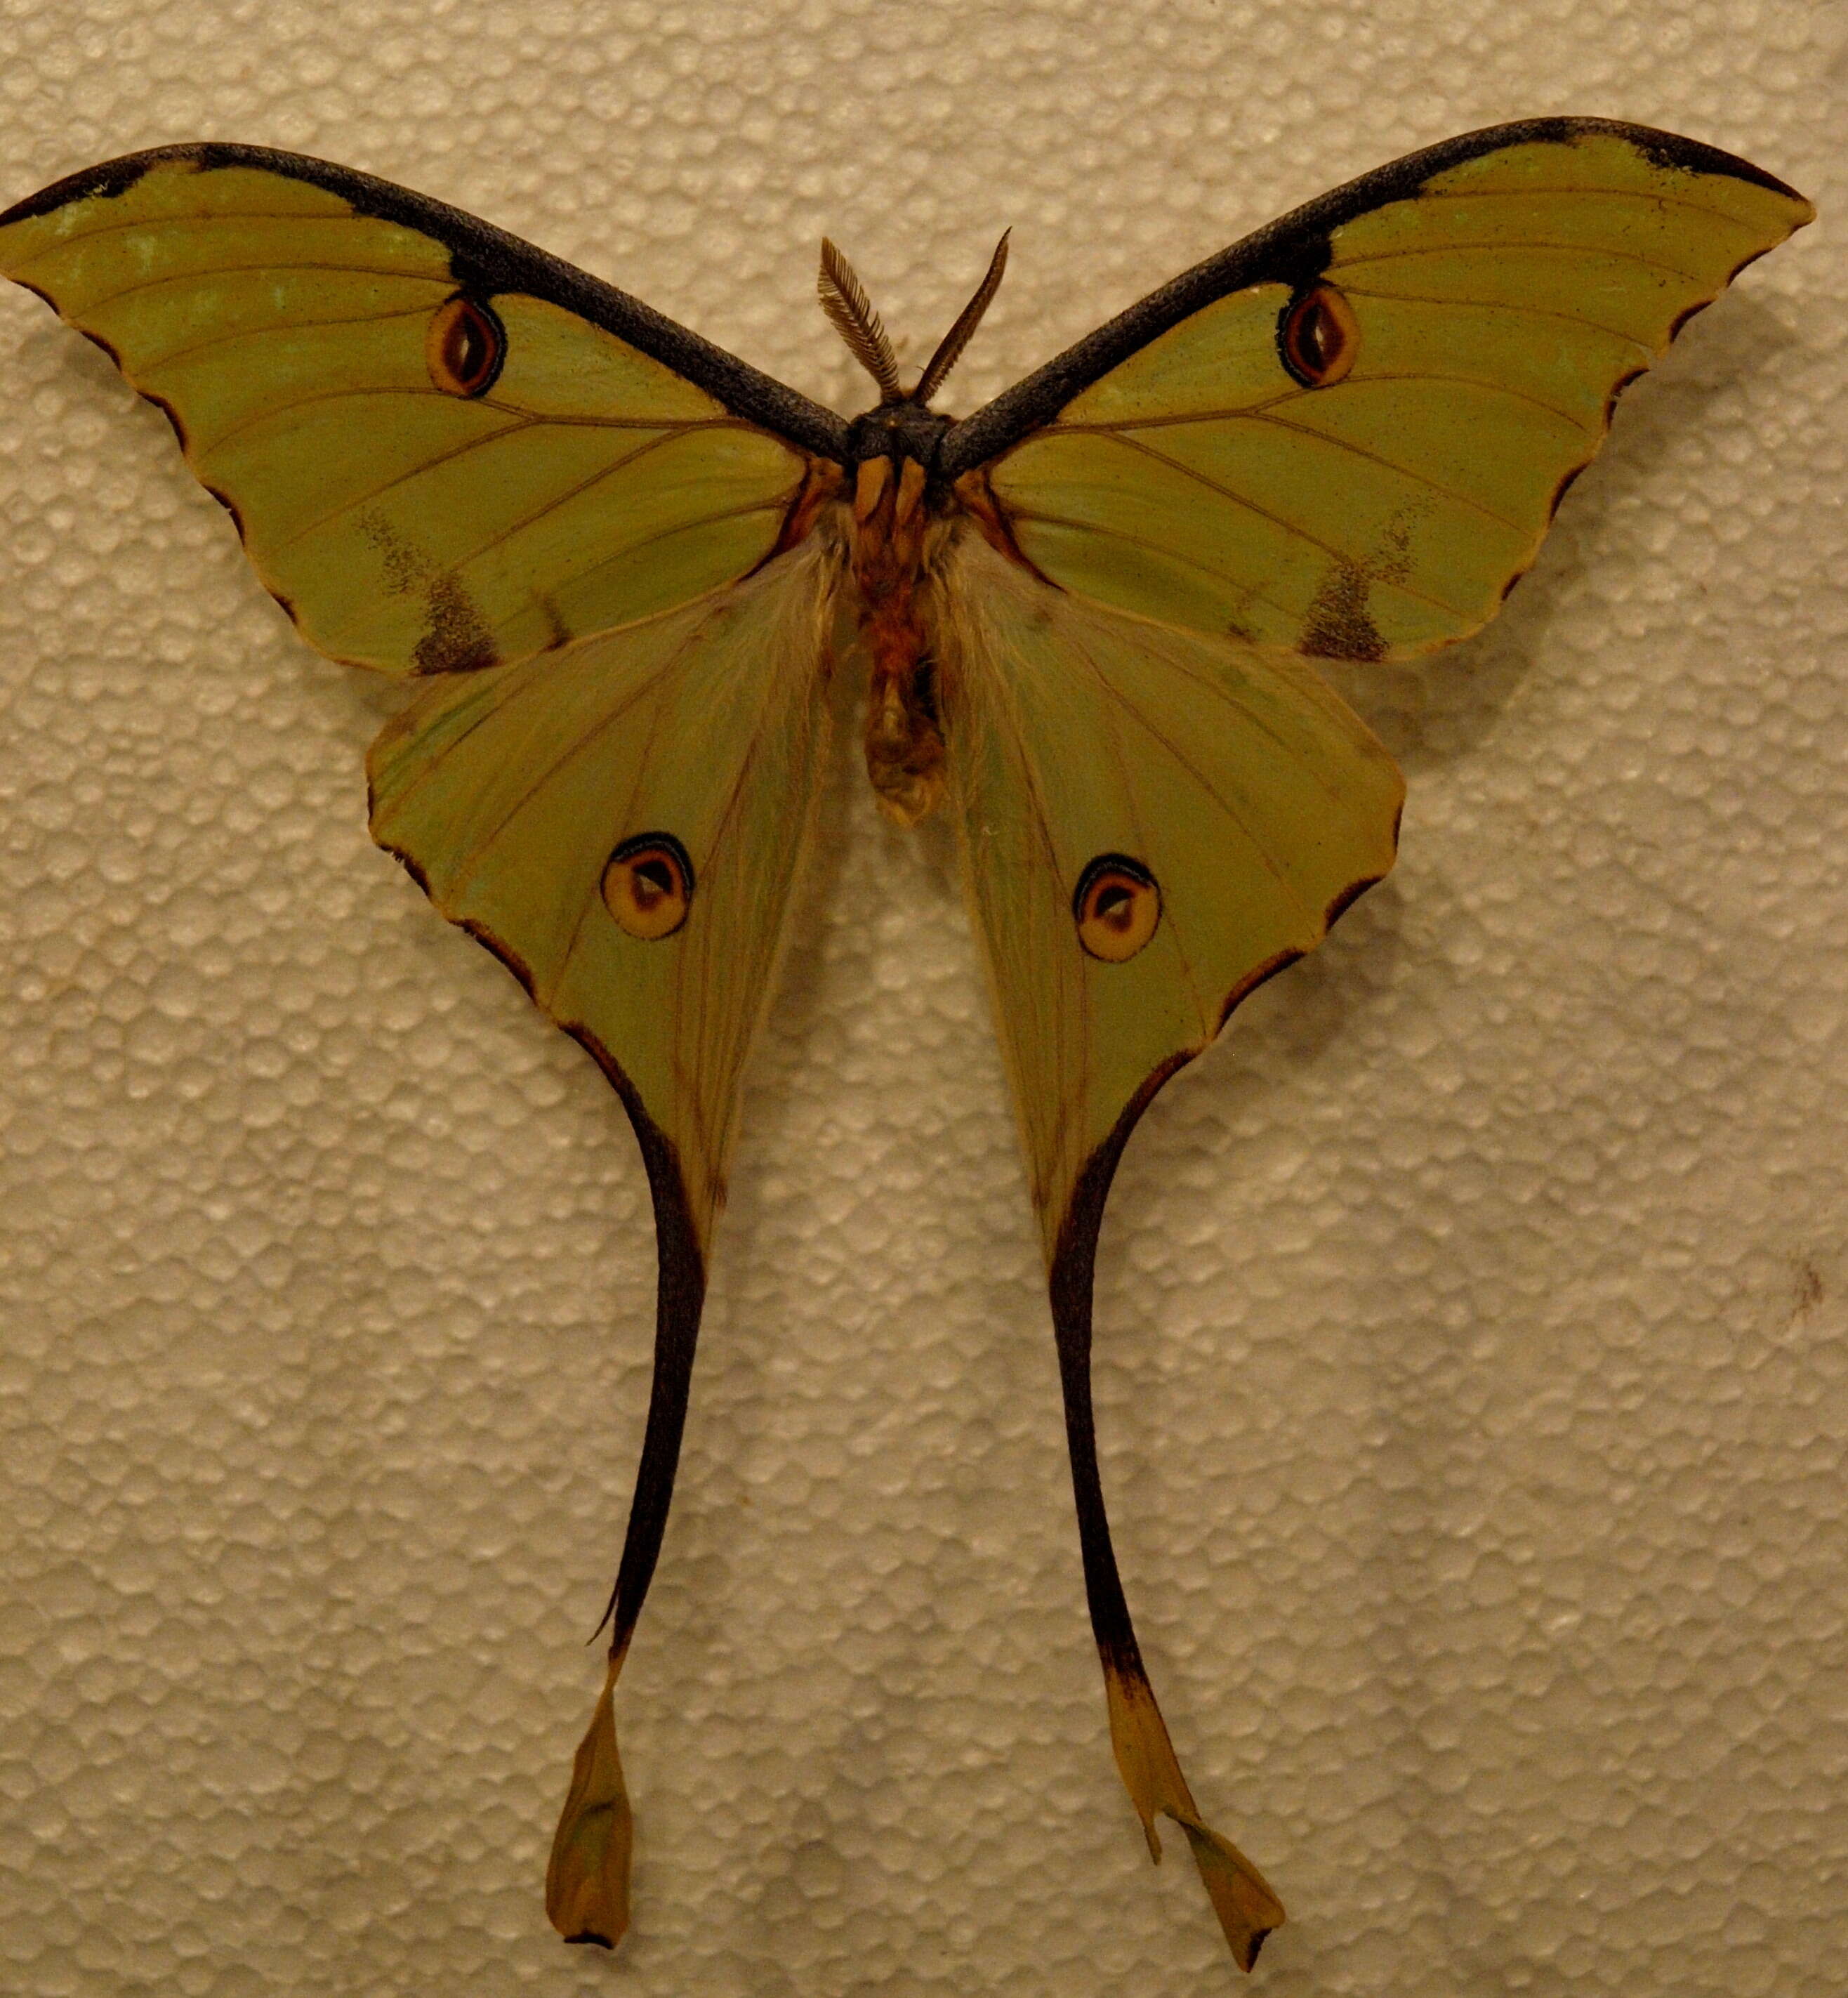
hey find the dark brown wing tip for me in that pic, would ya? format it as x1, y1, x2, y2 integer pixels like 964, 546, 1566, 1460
563, 1930, 616, 1950
0, 145, 186, 229
1243, 1924, 1276, 1971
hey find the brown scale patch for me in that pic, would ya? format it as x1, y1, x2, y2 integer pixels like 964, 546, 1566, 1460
1300, 510, 1417, 662
414, 570, 498, 673
359, 507, 421, 591
538, 593, 572, 652
358, 511, 499, 673
1301, 561, 1385, 662
360, 511, 423, 596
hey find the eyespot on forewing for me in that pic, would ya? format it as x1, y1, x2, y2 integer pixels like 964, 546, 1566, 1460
1278, 283, 1359, 388
602, 834, 694, 941
425, 294, 506, 397
1074, 854, 1161, 962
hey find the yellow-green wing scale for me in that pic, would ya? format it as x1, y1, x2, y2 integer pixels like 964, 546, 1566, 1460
961, 123, 1812, 659
0, 146, 840, 673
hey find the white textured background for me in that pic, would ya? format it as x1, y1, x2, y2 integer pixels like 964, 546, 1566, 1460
0, 4, 1843, 1993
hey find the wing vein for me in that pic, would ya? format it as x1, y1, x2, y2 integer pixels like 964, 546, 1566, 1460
503, 495, 792, 626
1067, 620, 1216, 1028
1002, 506, 1292, 630
59, 258, 459, 309
1335, 285, 1656, 349
4, 207, 432, 262
1048, 369, 1595, 435
1228, 410, 1532, 534
1083, 643, 1325, 924
1331, 239, 1712, 282
193, 382, 485, 461
959, 622, 1089, 1195
1069, 433, 1474, 622
445, 614, 720, 905
268, 415, 547, 555
1393, 185, 1757, 219
141, 302, 435, 370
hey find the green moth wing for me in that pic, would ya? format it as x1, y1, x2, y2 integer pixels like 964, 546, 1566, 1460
369, 532, 845, 1945
368, 532, 843, 1257
936, 531, 1404, 1966
932, 118, 1809, 1967
940, 537, 1404, 1270
0, 145, 844, 672
949, 121, 1812, 659
0, 143, 855, 1952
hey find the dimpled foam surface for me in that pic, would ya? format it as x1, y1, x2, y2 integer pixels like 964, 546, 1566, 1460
0, 4, 1843, 1993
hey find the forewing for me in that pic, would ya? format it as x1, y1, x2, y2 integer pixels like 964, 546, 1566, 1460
955, 121, 1811, 660
0, 145, 845, 673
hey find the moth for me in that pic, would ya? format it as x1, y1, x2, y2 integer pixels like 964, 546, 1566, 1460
0, 120, 1810, 1969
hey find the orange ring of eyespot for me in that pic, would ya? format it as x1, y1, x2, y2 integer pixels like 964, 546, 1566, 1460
1279, 282, 1360, 388
1073, 853, 1162, 963
602, 834, 694, 941
425, 294, 506, 398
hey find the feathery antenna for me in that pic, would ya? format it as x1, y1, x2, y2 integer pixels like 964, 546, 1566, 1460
913, 230, 1010, 408
818, 239, 902, 402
